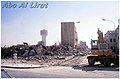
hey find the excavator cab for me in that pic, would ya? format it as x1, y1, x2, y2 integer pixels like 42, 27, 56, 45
98, 43, 108, 51
90, 28, 110, 56
91, 39, 108, 51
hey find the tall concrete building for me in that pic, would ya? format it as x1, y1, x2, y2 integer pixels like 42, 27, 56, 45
61, 22, 78, 48
40, 29, 48, 46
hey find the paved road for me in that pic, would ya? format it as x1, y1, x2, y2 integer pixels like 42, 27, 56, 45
1, 69, 11, 78
2, 66, 119, 78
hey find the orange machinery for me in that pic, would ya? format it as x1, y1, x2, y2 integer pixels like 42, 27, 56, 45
87, 29, 119, 66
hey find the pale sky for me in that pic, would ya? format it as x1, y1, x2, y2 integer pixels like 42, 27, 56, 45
1, 1, 119, 48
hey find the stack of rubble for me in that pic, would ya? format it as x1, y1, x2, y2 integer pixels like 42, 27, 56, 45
1, 43, 83, 65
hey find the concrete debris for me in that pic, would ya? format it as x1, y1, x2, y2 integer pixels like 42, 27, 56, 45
1, 43, 89, 66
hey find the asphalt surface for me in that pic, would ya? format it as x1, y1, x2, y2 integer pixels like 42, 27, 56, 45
1, 69, 11, 78
2, 66, 119, 78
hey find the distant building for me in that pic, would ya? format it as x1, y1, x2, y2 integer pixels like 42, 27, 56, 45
40, 29, 48, 46
61, 22, 78, 48
105, 25, 119, 54
77, 41, 88, 51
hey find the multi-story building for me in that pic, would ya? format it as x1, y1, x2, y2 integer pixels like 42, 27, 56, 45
61, 22, 78, 48
105, 25, 119, 54
105, 31, 116, 52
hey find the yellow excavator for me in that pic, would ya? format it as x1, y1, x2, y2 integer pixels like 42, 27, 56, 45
87, 28, 119, 66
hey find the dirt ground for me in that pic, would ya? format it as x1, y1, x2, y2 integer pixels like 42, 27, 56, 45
1, 55, 119, 78
1, 55, 88, 66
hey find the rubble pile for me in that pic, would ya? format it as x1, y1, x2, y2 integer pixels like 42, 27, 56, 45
36, 44, 75, 56
1, 43, 88, 66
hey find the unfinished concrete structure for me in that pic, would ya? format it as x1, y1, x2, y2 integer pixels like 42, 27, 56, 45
61, 22, 78, 48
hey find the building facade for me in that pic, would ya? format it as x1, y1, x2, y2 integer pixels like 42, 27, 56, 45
105, 25, 119, 54
61, 22, 78, 48
115, 25, 119, 53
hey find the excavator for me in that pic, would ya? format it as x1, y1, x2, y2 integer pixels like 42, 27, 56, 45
87, 28, 119, 66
